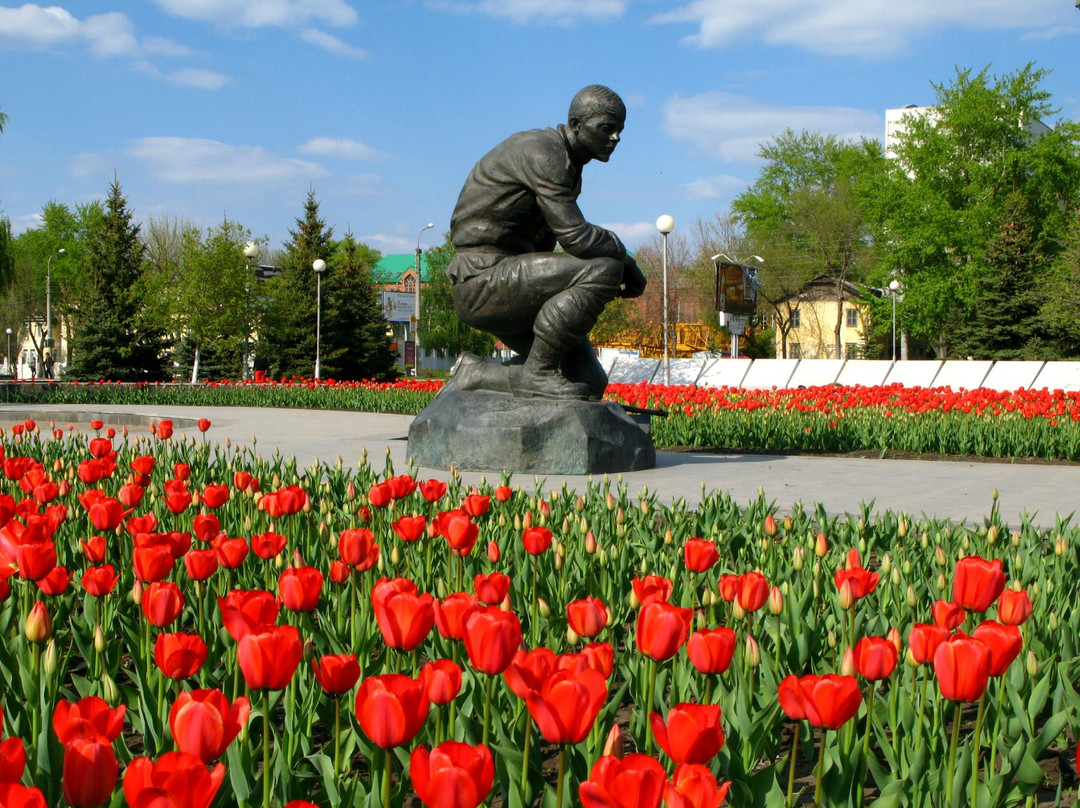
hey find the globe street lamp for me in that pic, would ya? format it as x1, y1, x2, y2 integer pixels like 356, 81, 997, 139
313, 259, 327, 380
46, 248, 65, 368
656, 215, 675, 386
242, 242, 260, 380
414, 222, 434, 376
889, 279, 902, 361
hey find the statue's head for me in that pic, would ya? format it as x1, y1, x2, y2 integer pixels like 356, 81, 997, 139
567, 85, 625, 164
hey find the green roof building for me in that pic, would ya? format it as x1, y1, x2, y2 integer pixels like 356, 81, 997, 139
371, 254, 434, 287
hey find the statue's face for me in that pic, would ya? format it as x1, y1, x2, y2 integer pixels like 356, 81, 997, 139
572, 111, 624, 163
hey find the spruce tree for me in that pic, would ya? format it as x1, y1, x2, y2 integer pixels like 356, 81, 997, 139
260, 190, 334, 379
66, 179, 171, 381
320, 232, 398, 380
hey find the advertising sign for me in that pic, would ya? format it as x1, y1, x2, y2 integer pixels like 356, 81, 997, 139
381, 291, 415, 323
714, 262, 759, 316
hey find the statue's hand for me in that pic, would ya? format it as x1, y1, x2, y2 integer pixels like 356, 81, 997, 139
620, 260, 647, 298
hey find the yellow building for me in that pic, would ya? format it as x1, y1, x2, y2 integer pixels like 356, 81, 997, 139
775, 276, 872, 360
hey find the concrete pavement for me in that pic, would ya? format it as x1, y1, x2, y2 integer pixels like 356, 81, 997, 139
3, 403, 1078, 530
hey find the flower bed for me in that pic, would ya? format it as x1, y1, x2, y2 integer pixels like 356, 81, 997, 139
0, 418, 1077, 807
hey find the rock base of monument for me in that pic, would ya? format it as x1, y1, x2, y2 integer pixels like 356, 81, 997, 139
407, 391, 656, 474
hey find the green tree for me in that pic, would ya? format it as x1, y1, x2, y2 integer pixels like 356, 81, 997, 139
66, 179, 171, 380
734, 130, 884, 359
320, 231, 398, 380
869, 64, 1080, 357
419, 233, 495, 359
260, 189, 336, 378
1037, 210, 1080, 356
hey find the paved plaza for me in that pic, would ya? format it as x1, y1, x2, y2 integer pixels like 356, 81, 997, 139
3, 403, 1078, 530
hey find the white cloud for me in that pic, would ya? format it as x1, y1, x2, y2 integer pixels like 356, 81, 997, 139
80, 11, 137, 56
439, 0, 626, 26
141, 36, 192, 57
150, 0, 358, 29
298, 137, 387, 161
683, 174, 750, 201
164, 68, 230, 90
601, 220, 656, 247
70, 149, 117, 179
0, 5, 140, 54
664, 92, 882, 162
126, 137, 329, 185
299, 27, 366, 58
653, 0, 1073, 58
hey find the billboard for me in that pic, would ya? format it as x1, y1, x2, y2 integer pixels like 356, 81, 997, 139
714, 262, 760, 316
381, 291, 415, 323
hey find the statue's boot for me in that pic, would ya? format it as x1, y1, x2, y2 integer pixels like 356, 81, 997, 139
513, 338, 591, 400
437, 353, 512, 397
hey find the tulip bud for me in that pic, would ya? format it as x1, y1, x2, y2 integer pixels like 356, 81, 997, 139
906, 584, 917, 608
986, 525, 999, 546
603, 724, 624, 759
812, 577, 820, 599
793, 545, 806, 571
838, 580, 855, 611
768, 585, 784, 616
628, 590, 640, 609
275, 553, 284, 569
840, 646, 856, 677
576, 495, 585, 512
537, 598, 551, 618
585, 531, 597, 554
897, 518, 908, 538
605, 492, 616, 511
1055, 538, 1067, 557
487, 541, 500, 563
902, 559, 912, 575
745, 635, 761, 668
992, 488, 998, 502
640, 499, 650, 516
554, 551, 564, 571
58, 479, 71, 497
890, 566, 901, 586
499, 593, 513, 612
764, 515, 778, 537
663, 528, 673, 546
43, 639, 59, 675
880, 554, 891, 575
94, 625, 107, 654
827, 630, 837, 649
435, 579, 448, 599
1025, 650, 1038, 677
887, 627, 902, 655
101, 673, 119, 705
919, 532, 929, 549
304, 638, 318, 662
815, 533, 828, 557
1049, 613, 1058, 631
936, 573, 946, 591
783, 515, 793, 532
731, 600, 746, 622
131, 580, 143, 606
25, 602, 52, 643
905, 647, 919, 667
616, 507, 625, 526
566, 626, 580, 645
596, 546, 608, 566
377, 552, 386, 572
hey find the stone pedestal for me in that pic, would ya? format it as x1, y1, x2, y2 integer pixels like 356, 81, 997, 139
408, 391, 655, 474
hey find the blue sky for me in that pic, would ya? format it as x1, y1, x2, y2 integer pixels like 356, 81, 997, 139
1, 0, 1078, 257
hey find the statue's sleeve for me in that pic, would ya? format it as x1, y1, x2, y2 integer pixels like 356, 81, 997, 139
527, 150, 627, 262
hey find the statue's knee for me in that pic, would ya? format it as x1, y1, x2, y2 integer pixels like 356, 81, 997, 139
582, 258, 623, 290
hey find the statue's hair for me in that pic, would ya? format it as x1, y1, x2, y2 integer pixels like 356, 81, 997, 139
568, 85, 625, 123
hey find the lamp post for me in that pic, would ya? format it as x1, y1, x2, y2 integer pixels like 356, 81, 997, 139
45, 248, 65, 366
414, 222, 434, 376
656, 215, 675, 385
711, 253, 763, 359
313, 259, 327, 380
5, 328, 11, 375
888, 279, 901, 361
243, 242, 260, 380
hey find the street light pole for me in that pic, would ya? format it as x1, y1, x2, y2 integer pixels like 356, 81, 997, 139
889, 279, 901, 361
313, 259, 327, 380
46, 248, 65, 367
414, 222, 434, 376
5, 328, 11, 375
243, 242, 260, 380
656, 215, 675, 386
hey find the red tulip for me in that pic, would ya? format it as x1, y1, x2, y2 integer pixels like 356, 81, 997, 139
36, 564, 69, 595
463, 606, 522, 675
419, 659, 463, 705
635, 600, 692, 662
165, 489, 192, 514
632, 575, 673, 606
154, 633, 208, 680
833, 566, 878, 601
200, 485, 229, 509
16, 541, 56, 581
191, 513, 220, 543
249, 531, 287, 560
777, 674, 862, 730
62, 737, 118, 808
354, 674, 429, 749
155, 420, 174, 440
168, 689, 250, 763
142, 581, 184, 628
434, 592, 478, 640
368, 482, 392, 508
736, 572, 770, 612
503, 648, 558, 699
0, 783, 48, 808
118, 484, 144, 509
212, 536, 249, 569
392, 515, 427, 542
419, 479, 448, 503
934, 635, 992, 702
183, 549, 218, 581
562, 641, 615, 679
971, 620, 1023, 677
437, 510, 479, 556
854, 636, 898, 681
686, 627, 737, 674
81, 536, 106, 564
0, 735, 26, 783
650, 703, 725, 765
663, 763, 732, 808
329, 560, 350, 584
410, 741, 495, 808
122, 751, 225, 808
683, 538, 719, 573
952, 556, 1005, 613
579, 753, 667, 808
387, 474, 418, 501
462, 493, 490, 517
997, 588, 1032, 626
567, 596, 608, 638
473, 572, 510, 606
494, 485, 512, 502
197, 418, 211, 433
53, 697, 126, 745
278, 565, 323, 612
908, 623, 951, 665
88, 498, 126, 532
932, 600, 966, 629
525, 668, 608, 744
372, 581, 435, 651
130, 455, 155, 476
216, 591, 278, 639
133, 544, 174, 583
237, 624, 302, 690
311, 654, 361, 696
521, 526, 552, 555
338, 528, 378, 570
233, 470, 255, 492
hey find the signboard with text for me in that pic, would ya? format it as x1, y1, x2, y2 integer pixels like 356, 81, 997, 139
714, 262, 759, 316
381, 291, 415, 323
